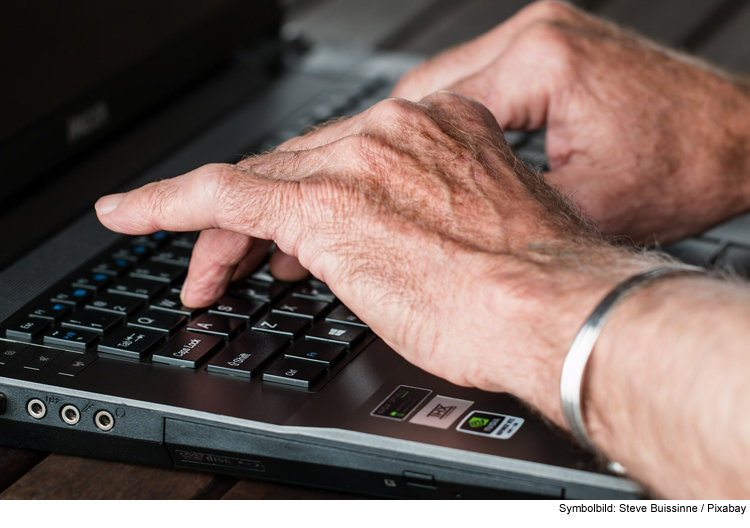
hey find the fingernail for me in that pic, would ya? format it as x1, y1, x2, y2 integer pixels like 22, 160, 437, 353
95, 193, 125, 215
179, 282, 190, 306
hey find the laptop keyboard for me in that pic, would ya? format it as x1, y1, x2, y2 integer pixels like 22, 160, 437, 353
3, 74, 750, 395
1, 230, 373, 390
0, 76, 403, 391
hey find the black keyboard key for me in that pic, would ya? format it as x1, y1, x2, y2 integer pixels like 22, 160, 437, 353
151, 246, 192, 267
232, 280, 287, 303
92, 258, 131, 276
71, 272, 112, 291
151, 292, 201, 317
284, 341, 345, 367
252, 314, 308, 338
24, 349, 63, 371
86, 293, 144, 316
51, 287, 93, 306
28, 302, 71, 321
112, 242, 151, 262
98, 327, 165, 359
272, 295, 328, 320
716, 245, 750, 276
170, 232, 198, 249
152, 332, 223, 368
262, 358, 327, 388
127, 310, 186, 334
208, 296, 265, 321
61, 311, 122, 335
44, 328, 99, 351
663, 238, 719, 267
108, 277, 165, 299
250, 263, 275, 283
58, 354, 97, 377
132, 232, 169, 248
325, 305, 367, 328
0, 342, 29, 365
206, 332, 289, 379
186, 313, 244, 339
305, 322, 365, 348
291, 283, 335, 303
130, 261, 186, 283
4, 317, 51, 341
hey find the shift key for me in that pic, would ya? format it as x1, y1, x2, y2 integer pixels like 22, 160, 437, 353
207, 332, 289, 378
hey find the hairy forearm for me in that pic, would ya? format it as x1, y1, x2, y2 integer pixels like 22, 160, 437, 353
586, 276, 750, 498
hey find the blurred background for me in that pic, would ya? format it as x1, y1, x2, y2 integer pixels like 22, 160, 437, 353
280, 0, 750, 74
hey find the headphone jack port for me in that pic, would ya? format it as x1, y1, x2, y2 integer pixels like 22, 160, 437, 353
60, 404, 81, 425
94, 410, 115, 431
27, 399, 47, 419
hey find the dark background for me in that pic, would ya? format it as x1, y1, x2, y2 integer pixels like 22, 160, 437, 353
283, 0, 750, 74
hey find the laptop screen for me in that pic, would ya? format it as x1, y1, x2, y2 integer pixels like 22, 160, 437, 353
0, 0, 281, 205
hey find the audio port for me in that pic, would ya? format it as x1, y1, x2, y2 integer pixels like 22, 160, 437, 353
94, 410, 115, 432
61, 404, 81, 425
27, 399, 47, 419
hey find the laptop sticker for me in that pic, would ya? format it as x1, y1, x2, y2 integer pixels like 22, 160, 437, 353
409, 395, 474, 429
457, 411, 524, 439
371, 385, 432, 421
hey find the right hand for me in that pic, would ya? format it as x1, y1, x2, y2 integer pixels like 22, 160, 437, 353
96, 92, 653, 419
391, 1, 750, 243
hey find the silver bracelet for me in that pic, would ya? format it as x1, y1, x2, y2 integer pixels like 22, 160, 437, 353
560, 264, 707, 461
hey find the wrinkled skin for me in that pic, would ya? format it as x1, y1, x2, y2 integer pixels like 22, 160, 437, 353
93, 3, 750, 499
96, 92, 652, 418
392, 1, 750, 243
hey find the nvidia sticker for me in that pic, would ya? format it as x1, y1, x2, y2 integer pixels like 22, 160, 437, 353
457, 411, 524, 439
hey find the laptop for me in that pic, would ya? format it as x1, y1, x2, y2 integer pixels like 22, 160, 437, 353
1, 1, 747, 500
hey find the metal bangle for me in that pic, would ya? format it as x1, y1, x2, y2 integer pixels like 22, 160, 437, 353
560, 264, 707, 459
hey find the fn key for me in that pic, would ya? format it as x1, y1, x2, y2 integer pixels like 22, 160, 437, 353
262, 358, 326, 388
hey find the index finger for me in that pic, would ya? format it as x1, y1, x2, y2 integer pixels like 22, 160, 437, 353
95, 163, 297, 242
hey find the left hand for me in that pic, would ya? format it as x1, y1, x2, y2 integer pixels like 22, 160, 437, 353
391, 1, 750, 243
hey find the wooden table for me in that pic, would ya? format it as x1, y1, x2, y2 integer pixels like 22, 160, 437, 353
3, 0, 749, 499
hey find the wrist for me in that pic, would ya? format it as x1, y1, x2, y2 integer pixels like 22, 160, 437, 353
477, 245, 658, 427
702, 76, 750, 220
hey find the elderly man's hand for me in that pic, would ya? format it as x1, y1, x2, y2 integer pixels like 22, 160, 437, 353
392, 1, 750, 243
96, 92, 651, 423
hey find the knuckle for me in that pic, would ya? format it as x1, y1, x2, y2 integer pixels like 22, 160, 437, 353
201, 163, 243, 203
196, 163, 249, 228
422, 91, 500, 134
520, 22, 577, 70
424, 90, 479, 112
525, 0, 576, 21
368, 97, 422, 123
140, 180, 179, 227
